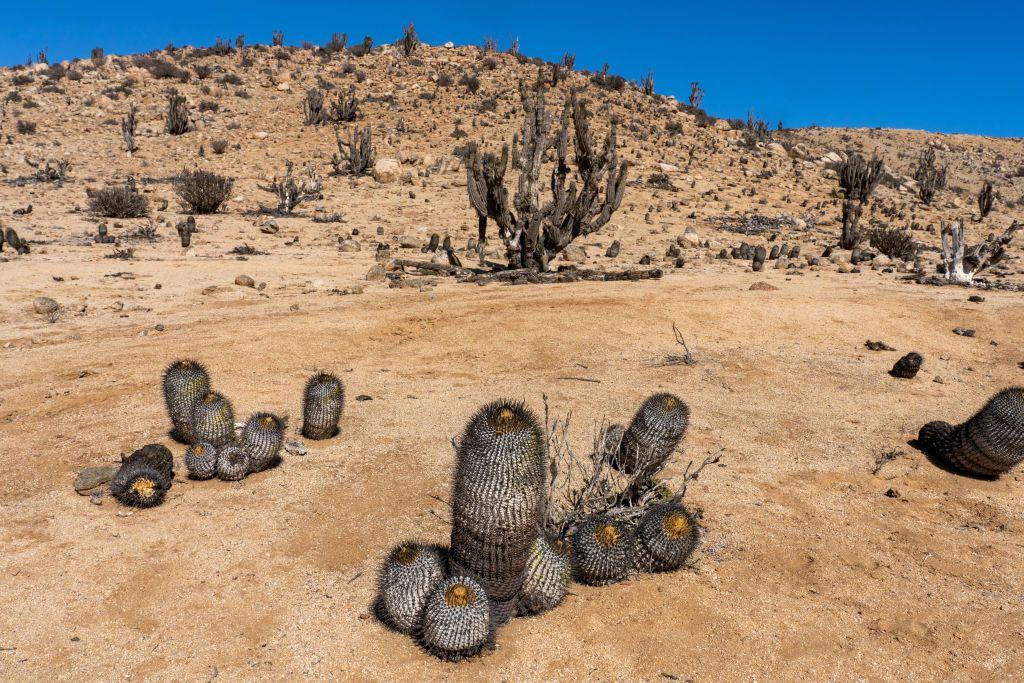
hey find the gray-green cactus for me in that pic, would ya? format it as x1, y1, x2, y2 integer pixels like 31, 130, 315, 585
516, 535, 571, 616
184, 442, 218, 480
301, 372, 344, 440
420, 576, 491, 661
449, 400, 546, 626
615, 393, 690, 481
378, 543, 447, 634
919, 387, 1024, 476
192, 391, 235, 447
571, 515, 634, 586
241, 412, 285, 473
110, 444, 174, 508
162, 359, 211, 443
216, 444, 249, 481
633, 503, 700, 573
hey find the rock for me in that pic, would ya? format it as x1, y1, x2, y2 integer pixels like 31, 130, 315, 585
356, 394, 373, 401
561, 244, 588, 262
33, 296, 59, 315
821, 151, 843, 165
443, 41, 455, 48
788, 143, 810, 160
605, 240, 621, 258
74, 465, 118, 493
749, 281, 778, 291
837, 262, 853, 273
766, 142, 787, 157
276, 82, 291, 91
234, 274, 255, 288
968, 295, 985, 303
372, 158, 402, 183
657, 162, 679, 173
338, 239, 361, 252
953, 327, 975, 337
284, 439, 307, 456
871, 254, 892, 268
365, 264, 386, 281
865, 340, 896, 351
399, 235, 419, 249
259, 221, 279, 235
252, 131, 270, 140
774, 257, 790, 270
678, 228, 701, 248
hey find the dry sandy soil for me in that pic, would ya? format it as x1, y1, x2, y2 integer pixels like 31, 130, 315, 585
1, 39, 1023, 682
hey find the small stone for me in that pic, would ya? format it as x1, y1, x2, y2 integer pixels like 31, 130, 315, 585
884, 488, 900, 499
968, 295, 985, 303
74, 465, 118, 493
260, 221, 279, 235
953, 327, 975, 337
865, 340, 896, 351
33, 296, 59, 315
284, 439, 307, 456
90, 490, 104, 505
355, 395, 372, 401
933, 376, 945, 384
338, 239, 361, 252
748, 281, 778, 291
235, 275, 255, 288
365, 264, 386, 281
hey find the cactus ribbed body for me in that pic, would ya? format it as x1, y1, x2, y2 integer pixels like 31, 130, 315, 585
890, 352, 923, 379
616, 393, 690, 480
301, 372, 344, 440
516, 535, 571, 616
379, 543, 448, 634
241, 412, 285, 473
421, 576, 491, 661
449, 400, 546, 626
634, 503, 701, 573
919, 388, 1024, 476
162, 359, 211, 443
192, 391, 235, 447
111, 447, 173, 508
216, 445, 249, 481
572, 515, 634, 586
184, 442, 218, 480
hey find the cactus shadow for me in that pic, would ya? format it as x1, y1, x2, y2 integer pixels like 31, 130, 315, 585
906, 439, 999, 481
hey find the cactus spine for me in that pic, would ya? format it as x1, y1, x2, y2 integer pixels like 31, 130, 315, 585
216, 444, 250, 481
571, 515, 634, 586
241, 412, 285, 473
449, 400, 546, 626
192, 391, 235, 447
110, 444, 175, 508
301, 372, 344, 440
162, 359, 211, 443
919, 387, 1024, 476
616, 393, 690, 481
184, 442, 218, 480
633, 503, 701, 572
378, 543, 447, 634
421, 576, 491, 661
516, 535, 571, 616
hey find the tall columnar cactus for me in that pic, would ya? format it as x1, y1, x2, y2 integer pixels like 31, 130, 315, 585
420, 576, 491, 661
301, 372, 344, 440
615, 393, 690, 481
449, 400, 546, 626
184, 442, 218, 480
192, 391, 235, 447
241, 412, 285, 473
378, 543, 448, 634
216, 445, 250, 481
162, 359, 211, 443
918, 387, 1024, 476
633, 503, 701, 573
110, 444, 175, 508
516, 535, 572, 616
571, 515, 634, 586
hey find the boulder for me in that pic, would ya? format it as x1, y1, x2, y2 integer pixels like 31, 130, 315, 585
372, 158, 402, 183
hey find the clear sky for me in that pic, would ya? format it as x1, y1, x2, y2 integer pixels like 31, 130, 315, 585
5, 1, 1022, 137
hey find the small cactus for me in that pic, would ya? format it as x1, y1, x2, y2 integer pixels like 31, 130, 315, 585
378, 543, 447, 634
615, 393, 690, 481
449, 399, 546, 626
216, 444, 249, 481
241, 412, 286, 473
516, 535, 572, 616
110, 444, 174, 508
890, 352, 923, 379
301, 372, 344, 440
162, 359, 211, 443
184, 442, 218, 480
571, 515, 634, 586
192, 391, 235, 446
633, 503, 700, 573
420, 576, 491, 661
918, 387, 1024, 476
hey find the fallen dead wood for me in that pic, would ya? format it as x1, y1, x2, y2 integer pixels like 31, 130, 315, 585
458, 267, 664, 285
391, 259, 472, 276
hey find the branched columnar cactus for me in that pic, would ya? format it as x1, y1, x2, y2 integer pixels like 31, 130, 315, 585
378, 543, 448, 634
890, 352, 923, 379
615, 393, 690, 481
162, 359, 211, 443
301, 372, 344, 440
449, 400, 546, 626
918, 387, 1024, 476
216, 444, 249, 481
633, 503, 701, 573
241, 412, 286, 473
571, 515, 634, 586
192, 391, 235, 446
184, 442, 218, 480
516, 535, 572, 616
420, 576, 491, 661
110, 444, 174, 508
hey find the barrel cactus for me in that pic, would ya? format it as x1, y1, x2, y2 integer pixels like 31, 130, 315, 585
192, 391, 235, 447
110, 444, 175, 508
890, 352, 923, 379
301, 372, 345, 440
241, 412, 286, 473
918, 387, 1024, 476
615, 393, 690, 481
633, 502, 701, 573
449, 399, 546, 626
184, 442, 218, 480
420, 576, 491, 661
162, 359, 211, 443
571, 515, 634, 586
516, 535, 572, 616
378, 543, 448, 634
216, 444, 249, 481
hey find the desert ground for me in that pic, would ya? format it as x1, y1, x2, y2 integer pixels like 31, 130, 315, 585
0, 37, 1023, 681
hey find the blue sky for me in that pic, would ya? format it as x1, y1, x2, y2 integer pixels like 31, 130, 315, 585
5, 1, 1022, 137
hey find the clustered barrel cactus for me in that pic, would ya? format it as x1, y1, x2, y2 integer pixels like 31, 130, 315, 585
377, 392, 707, 661
918, 387, 1024, 476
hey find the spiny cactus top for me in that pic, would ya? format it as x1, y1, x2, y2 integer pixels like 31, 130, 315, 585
301, 372, 345, 440
919, 387, 1024, 476
184, 442, 218, 480
122, 443, 174, 479
516, 535, 572, 617
192, 391, 235, 447
162, 359, 211, 444
572, 515, 634, 586
420, 576, 491, 661
890, 352, 923, 379
241, 412, 286, 473
110, 460, 172, 508
449, 399, 546, 626
616, 393, 690, 480
378, 542, 447, 635
634, 503, 701, 573
217, 445, 249, 482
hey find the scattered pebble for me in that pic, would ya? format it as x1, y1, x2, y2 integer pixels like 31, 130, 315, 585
74, 465, 118, 493
355, 395, 373, 401
235, 275, 255, 288
865, 340, 896, 351
953, 327, 975, 337
748, 281, 778, 291
33, 296, 59, 315
968, 295, 985, 303
284, 439, 307, 456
